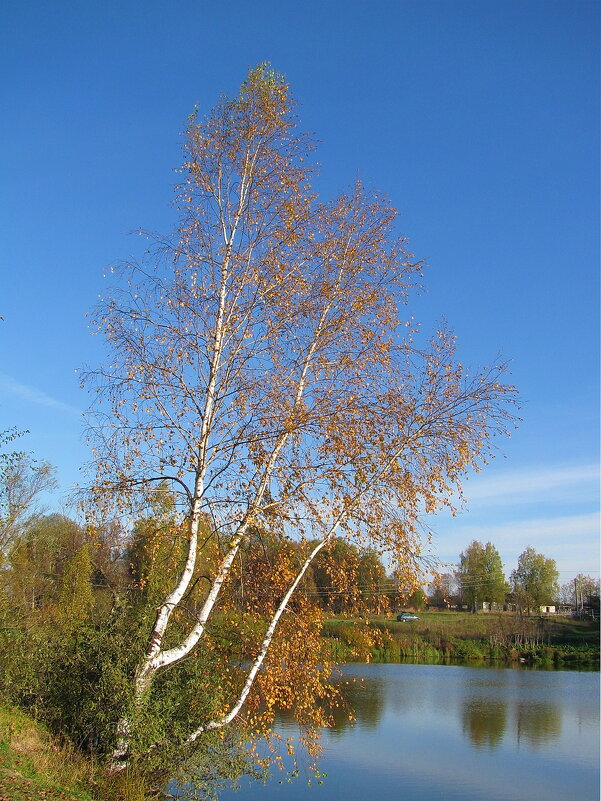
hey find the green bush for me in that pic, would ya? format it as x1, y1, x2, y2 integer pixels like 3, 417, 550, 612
446, 638, 486, 661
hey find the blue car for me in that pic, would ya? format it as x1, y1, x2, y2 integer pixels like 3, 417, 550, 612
396, 612, 420, 622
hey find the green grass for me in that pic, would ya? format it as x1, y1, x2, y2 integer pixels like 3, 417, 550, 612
0, 706, 158, 801
322, 611, 599, 667
539, 616, 600, 647
332, 610, 599, 645
0, 705, 94, 801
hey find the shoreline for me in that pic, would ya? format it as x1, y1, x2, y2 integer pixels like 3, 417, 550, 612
321, 611, 600, 670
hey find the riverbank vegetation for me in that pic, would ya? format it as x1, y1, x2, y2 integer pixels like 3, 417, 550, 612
323, 611, 600, 668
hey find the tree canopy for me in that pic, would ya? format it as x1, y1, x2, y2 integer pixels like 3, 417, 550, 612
457, 540, 507, 611
81, 64, 516, 765
0, 429, 57, 562
511, 547, 559, 613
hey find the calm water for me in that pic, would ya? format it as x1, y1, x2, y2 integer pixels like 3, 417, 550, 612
179, 664, 600, 801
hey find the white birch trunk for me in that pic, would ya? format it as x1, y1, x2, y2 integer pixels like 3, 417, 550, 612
185, 533, 333, 743
183, 438, 414, 743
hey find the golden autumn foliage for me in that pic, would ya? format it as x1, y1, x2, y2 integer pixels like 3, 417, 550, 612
81, 64, 517, 766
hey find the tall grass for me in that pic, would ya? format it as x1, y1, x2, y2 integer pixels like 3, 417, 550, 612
0, 704, 95, 800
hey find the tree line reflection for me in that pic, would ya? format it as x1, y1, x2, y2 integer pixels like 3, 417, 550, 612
461, 699, 561, 749
278, 673, 564, 751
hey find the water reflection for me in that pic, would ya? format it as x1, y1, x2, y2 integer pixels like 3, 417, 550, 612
462, 700, 507, 749
460, 697, 562, 751
210, 665, 599, 801
515, 701, 561, 748
336, 667, 566, 753
275, 675, 387, 734
327, 676, 386, 733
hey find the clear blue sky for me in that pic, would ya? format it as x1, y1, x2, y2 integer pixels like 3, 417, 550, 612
1, 0, 598, 582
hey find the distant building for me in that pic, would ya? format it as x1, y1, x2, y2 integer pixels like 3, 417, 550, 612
476, 601, 504, 612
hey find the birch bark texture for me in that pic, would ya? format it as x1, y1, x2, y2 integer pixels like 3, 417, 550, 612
84, 65, 516, 759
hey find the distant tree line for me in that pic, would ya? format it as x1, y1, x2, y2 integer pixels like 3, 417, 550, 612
3, 447, 593, 631
429, 540, 599, 615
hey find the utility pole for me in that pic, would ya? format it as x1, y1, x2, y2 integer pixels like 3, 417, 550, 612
574, 577, 582, 614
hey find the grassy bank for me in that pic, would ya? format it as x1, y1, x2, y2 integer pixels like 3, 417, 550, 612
323, 611, 600, 668
0, 704, 95, 801
0, 705, 160, 801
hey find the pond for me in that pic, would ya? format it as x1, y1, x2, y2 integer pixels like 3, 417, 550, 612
177, 663, 600, 801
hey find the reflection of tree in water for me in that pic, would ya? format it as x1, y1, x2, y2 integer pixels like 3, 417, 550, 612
273, 676, 385, 735
462, 700, 507, 750
326, 676, 386, 735
515, 701, 561, 748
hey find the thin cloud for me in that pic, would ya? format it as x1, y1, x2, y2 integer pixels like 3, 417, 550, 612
432, 512, 600, 575
447, 512, 599, 546
462, 463, 599, 507
0, 373, 81, 416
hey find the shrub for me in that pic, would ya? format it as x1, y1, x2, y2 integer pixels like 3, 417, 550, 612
452, 639, 486, 661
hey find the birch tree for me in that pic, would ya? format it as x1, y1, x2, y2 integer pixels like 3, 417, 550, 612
84, 65, 516, 765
